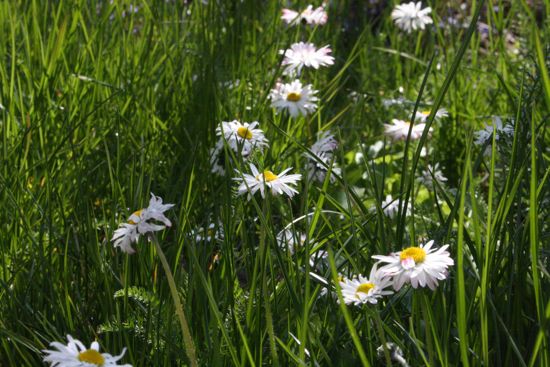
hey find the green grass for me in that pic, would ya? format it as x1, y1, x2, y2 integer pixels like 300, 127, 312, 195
1, 0, 549, 366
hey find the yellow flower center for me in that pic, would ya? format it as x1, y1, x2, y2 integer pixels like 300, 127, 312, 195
78, 349, 105, 365
356, 282, 374, 295
421, 110, 430, 116
128, 209, 143, 225
286, 92, 301, 102
400, 247, 426, 264
237, 126, 253, 140
262, 170, 278, 182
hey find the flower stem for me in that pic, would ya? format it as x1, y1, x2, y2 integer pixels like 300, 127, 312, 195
152, 236, 198, 367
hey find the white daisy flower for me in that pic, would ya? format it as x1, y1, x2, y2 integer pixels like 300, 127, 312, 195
391, 2, 433, 33
384, 119, 431, 141
339, 265, 394, 305
279, 42, 334, 75
474, 116, 514, 145
216, 120, 269, 157
234, 163, 302, 199
417, 108, 448, 123
305, 131, 341, 183
381, 194, 411, 218
42, 335, 131, 367
281, 5, 327, 26
372, 240, 454, 291
419, 163, 448, 186
270, 79, 318, 118
111, 193, 174, 254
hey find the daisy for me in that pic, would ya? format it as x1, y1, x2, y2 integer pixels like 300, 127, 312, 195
339, 265, 394, 305
234, 163, 302, 199
417, 108, 448, 123
279, 42, 334, 75
281, 5, 327, 26
391, 2, 433, 33
305, 131, 341, 183
111, 193, 174, 254
270, 79, 318, 117
372, 240, 454, 291
381, 194, 411, 218
216, 120, 269, 157
277, 229, 307, 254
419, 163, 448, 186
43, 335, 131, 367
192, 222, 224, 243
384, 119, 431, 141
474, 116, 514, 145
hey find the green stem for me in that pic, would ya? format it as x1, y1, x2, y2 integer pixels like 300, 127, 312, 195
152, 235, 198, 367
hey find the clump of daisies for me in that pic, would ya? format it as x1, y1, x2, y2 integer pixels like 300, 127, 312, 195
373, 240, 454, 290
270, 79, 318, 117
384, 119, 431, 141
304, 131, 341, 183
339, 264, 394, 305
234, 163, 302, 199
111, 193, 174, 254
216, 120, 269, 157
43, 335, 131, 367
281, 5, 327, 26
391, 1, 433, 33
279, 42, 334, 75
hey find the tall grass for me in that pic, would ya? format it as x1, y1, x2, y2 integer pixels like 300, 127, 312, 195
1, 0, 548, 366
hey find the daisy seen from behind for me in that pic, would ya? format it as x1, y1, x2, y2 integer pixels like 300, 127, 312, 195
234, 163, 302, 200
339, 264, 394, 305
216, 120, 269, 157
270, 79, 318, 118
305, 131, 341, 183
384, 119, 431, 141
372, 240, 454, 291
391, 2, 433, 33
111, 193, 174, 254
281, 5, 327, 26
280, 42, 334, 75
43, 335, 131, 367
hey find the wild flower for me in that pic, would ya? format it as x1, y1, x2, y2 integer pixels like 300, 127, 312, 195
279, 42, 334, 75
43, 335, 131, 367
305, 131, 341, 183
372, 240, 454, 290
339, 264, 394, 305
233, 163, 302, 199
281, 5, 327, 26
216, 120, 269, 157
111, 193, 174, 254
270, 79, 318, 117
384, 119, 431, 141
391, 2, 433, 33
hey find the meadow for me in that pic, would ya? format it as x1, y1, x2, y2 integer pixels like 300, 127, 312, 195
1, 0, 549, 366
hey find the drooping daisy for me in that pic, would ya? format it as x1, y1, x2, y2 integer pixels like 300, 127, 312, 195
384, 119, 431, 141
234, 163, 302, 200
417, 108, 448, 123
279, 42, 334, 75
270, 79, 318, 117
281, 5, 327, 26
339, 265, 394, 305
381, 194, 411, 218
111, 193, 174, 254
372, 240, 454, 291
305, 131, 341, 183
474, 116, 514, 145
419, 163, 448, 186
391, 2, 433, 33
216, 120, 269, 157
43, 335, 131, 367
